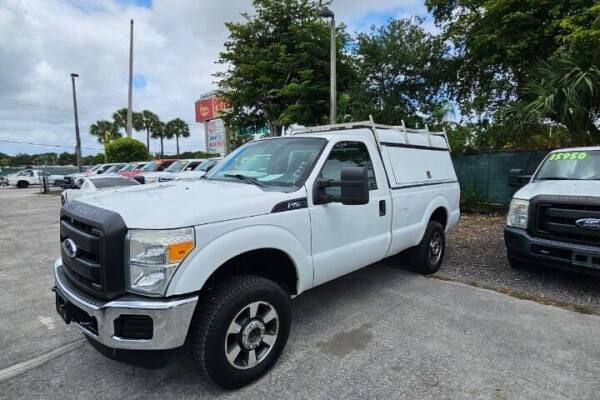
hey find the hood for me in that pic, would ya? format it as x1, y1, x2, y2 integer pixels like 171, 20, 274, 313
514, 180, 600, 201
75, 179, 298, 229
174, 171, 206, 180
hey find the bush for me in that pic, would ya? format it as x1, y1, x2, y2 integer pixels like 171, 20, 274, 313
461, 184, 487, 213
105, 138, 148, 163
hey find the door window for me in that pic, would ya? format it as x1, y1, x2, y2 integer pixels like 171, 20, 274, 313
319, 141, 377, 197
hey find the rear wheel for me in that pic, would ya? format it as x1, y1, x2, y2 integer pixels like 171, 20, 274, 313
190, 275, 291, 389
16, 181, 29, 188
409, 221, 446, 275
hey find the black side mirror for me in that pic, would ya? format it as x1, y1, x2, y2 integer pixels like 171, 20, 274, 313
314, 166, 370, 205
508, 168, 531, 188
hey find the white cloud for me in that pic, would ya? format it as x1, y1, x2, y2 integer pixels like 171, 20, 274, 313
0, 0, 427, 156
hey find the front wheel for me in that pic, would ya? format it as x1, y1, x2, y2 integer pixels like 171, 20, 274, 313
409, 221, 446, 275
190, 275, 291, 389
16, 181, 29, 188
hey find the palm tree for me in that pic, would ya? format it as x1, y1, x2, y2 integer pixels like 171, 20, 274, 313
90, 120, 120, 162
150, 120, 167, 157
112, 108, 143, 136
139, 110, 160, 152
504, 55, 600, 144
165, 118, 190, 157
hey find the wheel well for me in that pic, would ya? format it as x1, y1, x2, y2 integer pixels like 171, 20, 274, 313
204, 249, 298, 295
430, 207, 448, 227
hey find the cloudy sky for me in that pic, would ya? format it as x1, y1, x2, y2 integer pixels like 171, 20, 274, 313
0, 0, 432, 156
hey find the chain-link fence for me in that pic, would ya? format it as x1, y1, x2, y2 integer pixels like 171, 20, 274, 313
453, 150, 549, 205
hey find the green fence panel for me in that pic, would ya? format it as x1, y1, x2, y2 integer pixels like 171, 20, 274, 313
453, 151, 548, 205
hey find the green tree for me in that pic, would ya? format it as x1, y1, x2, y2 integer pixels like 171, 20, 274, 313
57, 152, 77, 165
165, 118, 190, 157
82, 153, 105, 165
349, 17, 450, 126
8, 153, 33, 167
90, 120, 120, 162
150, 120, 167, 157
105, 138, 149, 163
425, 0, 597, 115
503, 54, 600, 145
112, 108, 144, 136
139, 110, 160, 151
216, 0, 354, 135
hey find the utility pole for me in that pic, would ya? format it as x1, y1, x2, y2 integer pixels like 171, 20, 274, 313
319, 7, 336, 124
127, 19, 134, 138
70, 73, 83, 172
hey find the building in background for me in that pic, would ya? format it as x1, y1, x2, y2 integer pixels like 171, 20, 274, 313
195, 91, 230, 155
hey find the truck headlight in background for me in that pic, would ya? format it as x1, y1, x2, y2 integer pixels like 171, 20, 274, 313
126, 227, 195, 296
507, 198, 529, 229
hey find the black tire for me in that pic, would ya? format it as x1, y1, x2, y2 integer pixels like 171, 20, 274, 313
190, 275, 291, 389
409, 221, 446, 275
16, 181, 29, 189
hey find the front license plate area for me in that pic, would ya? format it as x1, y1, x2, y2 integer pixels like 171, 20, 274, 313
55, 291, 71, 324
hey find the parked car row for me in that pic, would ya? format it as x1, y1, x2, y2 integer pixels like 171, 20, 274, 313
57, 157, 223, 204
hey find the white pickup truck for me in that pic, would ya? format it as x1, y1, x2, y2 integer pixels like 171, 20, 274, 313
505, 147, 600, 275
6, 169, 44, 188
53, 121, 460, 388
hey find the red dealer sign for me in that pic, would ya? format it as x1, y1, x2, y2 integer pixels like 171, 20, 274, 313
195, 96, 229, 122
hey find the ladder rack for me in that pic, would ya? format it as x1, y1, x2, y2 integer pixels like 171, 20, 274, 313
290, 116, 452, 152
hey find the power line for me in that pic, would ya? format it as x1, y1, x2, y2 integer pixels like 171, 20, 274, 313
1, 98, 95, 115
0, 138, 103, 151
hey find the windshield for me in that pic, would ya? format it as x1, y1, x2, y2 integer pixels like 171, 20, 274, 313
118, 163, 135, 172
104, 164, 123, 173
142, 161, 158, 171
165, 160, 188, 172
195, 159, 219, 172
534, 150, 600, 181
206, 138, 326, 188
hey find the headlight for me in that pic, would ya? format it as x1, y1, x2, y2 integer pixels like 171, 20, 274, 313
507, 198, 529, 229
145, 176, 157, 184
126, 227, 195, 296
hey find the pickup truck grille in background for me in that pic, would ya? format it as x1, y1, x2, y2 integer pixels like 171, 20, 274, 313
60, 202, 128, 300
531, 197, 600, 247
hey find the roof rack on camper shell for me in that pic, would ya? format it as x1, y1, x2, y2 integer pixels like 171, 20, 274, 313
290, 116, 452, 152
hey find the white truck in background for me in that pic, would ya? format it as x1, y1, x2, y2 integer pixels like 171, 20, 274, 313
505, 147, 600, 275
53, 120, 460, 389
6, 169, 44, 188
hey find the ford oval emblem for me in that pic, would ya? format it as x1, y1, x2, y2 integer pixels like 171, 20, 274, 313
62, 238, 78, 258
576, 218, 600, 231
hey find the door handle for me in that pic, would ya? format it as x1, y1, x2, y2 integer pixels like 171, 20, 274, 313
379, 200, 386, 216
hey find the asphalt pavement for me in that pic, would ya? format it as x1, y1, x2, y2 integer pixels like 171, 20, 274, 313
1, 186, 599, 399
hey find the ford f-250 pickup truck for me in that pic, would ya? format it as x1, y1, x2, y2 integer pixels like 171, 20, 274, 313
505, 147, 600, 275
53, 120, 460, 388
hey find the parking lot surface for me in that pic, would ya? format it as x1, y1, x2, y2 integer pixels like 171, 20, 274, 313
1, 186, 600, 399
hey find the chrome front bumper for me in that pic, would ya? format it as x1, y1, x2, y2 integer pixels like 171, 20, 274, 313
53, 259, 198, 350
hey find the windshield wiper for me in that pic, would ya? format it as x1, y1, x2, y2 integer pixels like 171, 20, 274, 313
224, 173, 265, 187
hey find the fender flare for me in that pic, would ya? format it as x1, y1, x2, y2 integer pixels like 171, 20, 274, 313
166, 224, 312, 297
417, 195, 451, 239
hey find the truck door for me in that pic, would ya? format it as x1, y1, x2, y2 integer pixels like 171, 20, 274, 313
309, 140, 391, 286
